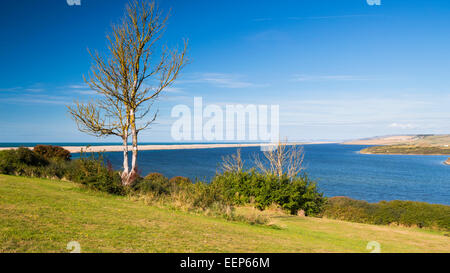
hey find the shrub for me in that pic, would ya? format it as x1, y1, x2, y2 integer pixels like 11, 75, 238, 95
169, 176, 192, 191
0, 150, 18, 174
0, 147, 48, 175
188, 181, 226, 211
169, 176, 192, 185
213, 147, 325, 215
33, 145, 71, 161
211, 170, 325, 215
321, 197, 450, 231
133, 172, 170, 195
144, 172, 168, 181
168, 180, 231, 213
133, 174, 230, 214
15, 147, 48, 166
319, 197, 377, 223
43, 160, 70, 179
64, 155, 125, 195
0, 148, 122, 195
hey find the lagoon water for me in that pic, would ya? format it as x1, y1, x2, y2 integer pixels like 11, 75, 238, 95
93, 144, 450, 205
2, 143, 448, 205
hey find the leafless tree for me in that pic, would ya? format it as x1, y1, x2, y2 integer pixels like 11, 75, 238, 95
68, 95, 131, 182
254, 141, 305, 179
68, 0, 188, 185
122, 0, 188, 185
221, 148, 244, 173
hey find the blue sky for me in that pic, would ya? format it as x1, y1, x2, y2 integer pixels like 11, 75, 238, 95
0, 0, 449, 142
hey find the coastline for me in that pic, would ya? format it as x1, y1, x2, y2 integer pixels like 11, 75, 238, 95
342, 135, 418, 145
359, 150, 450, 156
359, 145, 450, 156
0, 142, 334, 154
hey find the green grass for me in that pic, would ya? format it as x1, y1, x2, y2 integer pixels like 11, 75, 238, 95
361, 145, 450, 155
1, 175, 449, 253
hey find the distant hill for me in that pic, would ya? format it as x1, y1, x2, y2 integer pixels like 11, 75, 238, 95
360, 145, 450, 156
343, 134, 450, 146
347, 135, 450, 156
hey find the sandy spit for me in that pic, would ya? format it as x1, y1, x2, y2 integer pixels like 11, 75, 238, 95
342, 135, 418, 145
0, 142, 334, 154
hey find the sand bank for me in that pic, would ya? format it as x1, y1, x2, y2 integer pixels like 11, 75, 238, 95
342, 135, 418, 145
0, 142, 333, 154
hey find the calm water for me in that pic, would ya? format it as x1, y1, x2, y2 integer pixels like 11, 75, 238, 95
88, 144, 450, 205
2, 143, 448, 205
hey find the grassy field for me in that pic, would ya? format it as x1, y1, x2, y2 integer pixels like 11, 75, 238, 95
1, 175, 449, 253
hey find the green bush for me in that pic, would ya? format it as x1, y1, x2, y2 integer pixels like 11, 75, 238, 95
15, 147, 48, 166
321, 197, 450, 231
64, 155, 125, 195
144, 172, 168, 181
43, 160, 70, 179
0, 147, 48, 175
211, 170, 325, 215
169, 176, 192, 186
33, 145, 71, 161
133, 174, 229, 213
188, 181, 227, 211
133, 172, 171, 195
169, 176, 192, 192
0, 148, 124, 195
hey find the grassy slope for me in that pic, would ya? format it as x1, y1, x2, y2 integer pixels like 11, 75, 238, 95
1, 175, 449, 253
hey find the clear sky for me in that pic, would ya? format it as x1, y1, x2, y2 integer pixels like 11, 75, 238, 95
0, 0, 449, 142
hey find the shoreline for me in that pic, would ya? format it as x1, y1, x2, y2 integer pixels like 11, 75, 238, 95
359, 145, 450, 156
0, 142, 335, 154
342, 135, 418, 145
359, 150, 450, 156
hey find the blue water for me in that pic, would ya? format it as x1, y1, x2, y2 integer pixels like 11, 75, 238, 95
2, 143, 449, 205
85, 144, 449, 205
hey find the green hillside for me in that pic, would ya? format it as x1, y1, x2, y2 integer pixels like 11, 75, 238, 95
1, 175, 449, 253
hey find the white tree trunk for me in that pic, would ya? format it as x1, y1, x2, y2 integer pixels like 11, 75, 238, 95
121, 135, 130, 185
126, 109, 139, 186
130, 127, 138, 176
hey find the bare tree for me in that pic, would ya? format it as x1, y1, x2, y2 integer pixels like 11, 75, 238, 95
254, 141, 305, 179
68, 96, 131, 182
121, 0, 188, 185
68, 0, 188, 185
221, 148, 244, 173
67, 1, 133, 183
